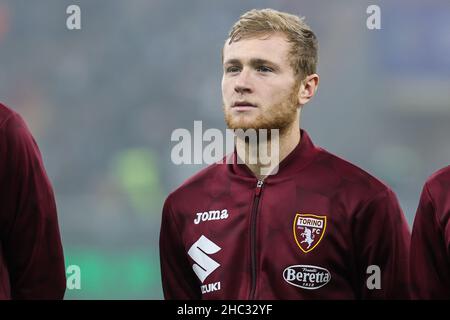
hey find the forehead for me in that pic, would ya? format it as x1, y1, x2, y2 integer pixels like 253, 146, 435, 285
223, 33, 291, 65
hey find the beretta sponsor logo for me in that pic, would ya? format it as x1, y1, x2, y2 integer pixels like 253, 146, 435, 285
283, 265, 331, 290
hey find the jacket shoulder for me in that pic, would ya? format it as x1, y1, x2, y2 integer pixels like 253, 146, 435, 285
0, 103, 18, 128
165, 160, 227, 206
316, 148, 392, 197
426, 166, 450, 186
423, 165, 450, 200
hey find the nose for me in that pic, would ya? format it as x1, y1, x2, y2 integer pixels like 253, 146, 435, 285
234, 69, 253, 95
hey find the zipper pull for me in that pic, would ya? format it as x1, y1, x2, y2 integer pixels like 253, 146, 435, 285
255, 180, 264, 196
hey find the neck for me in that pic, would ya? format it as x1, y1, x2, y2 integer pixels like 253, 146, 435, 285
235, 121, 301, 180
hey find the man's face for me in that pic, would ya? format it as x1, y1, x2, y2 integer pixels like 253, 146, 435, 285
222, 33, 300, 132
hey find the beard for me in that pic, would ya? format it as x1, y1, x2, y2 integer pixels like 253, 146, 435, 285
223, 82, 300, 136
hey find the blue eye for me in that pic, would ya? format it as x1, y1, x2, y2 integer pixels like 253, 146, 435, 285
226, 66, 240, 73
256, 66, 273, 72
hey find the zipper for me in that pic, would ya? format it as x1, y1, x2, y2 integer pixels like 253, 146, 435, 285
249, 179, 264, 300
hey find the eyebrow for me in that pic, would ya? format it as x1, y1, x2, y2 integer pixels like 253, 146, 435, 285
223, 58, 280, 71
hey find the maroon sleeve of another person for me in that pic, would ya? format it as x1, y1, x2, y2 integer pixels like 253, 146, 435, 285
0, 106, 66, 299
410, 175, 450, 299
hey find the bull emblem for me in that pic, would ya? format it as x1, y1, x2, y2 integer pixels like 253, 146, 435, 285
293, 214, 327, 253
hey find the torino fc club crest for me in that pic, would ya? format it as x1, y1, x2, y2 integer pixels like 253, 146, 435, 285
293, 214, 327, 253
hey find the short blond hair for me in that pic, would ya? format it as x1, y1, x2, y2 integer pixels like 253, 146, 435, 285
227, 8, 318, 80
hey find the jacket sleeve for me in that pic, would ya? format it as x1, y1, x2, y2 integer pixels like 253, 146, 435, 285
410, 184, 450, 299
352, 188, 411, 299
159, 195, 201, 299
0, 113, 66, 299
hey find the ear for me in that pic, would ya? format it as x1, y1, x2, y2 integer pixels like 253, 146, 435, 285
298, 74, 319, 105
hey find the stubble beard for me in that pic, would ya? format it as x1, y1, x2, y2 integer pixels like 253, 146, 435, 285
223, 82, 300, 138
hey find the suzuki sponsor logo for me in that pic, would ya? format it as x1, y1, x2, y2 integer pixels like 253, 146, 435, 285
188, 235, 221, 283
194, 209, 229, 225
201, 281, 221, 294
283, 265, 331, 290
188, 235, 222, 294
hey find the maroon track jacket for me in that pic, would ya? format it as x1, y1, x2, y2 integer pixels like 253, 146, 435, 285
410, 166, 450, 299
160, 130, 410, 299
0, 103, 66, 299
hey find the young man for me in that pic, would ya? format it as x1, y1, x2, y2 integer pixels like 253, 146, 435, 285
410, 166, 450, 299
160, 8, 410, 299
0, 103, 66, 299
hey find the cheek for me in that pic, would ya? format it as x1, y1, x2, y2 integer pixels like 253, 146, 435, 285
267, 80, 296, 103
264, 88, 287, 106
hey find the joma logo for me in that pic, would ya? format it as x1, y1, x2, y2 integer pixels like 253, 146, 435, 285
194, 209, 229, 225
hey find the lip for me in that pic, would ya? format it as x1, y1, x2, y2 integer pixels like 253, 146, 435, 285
232, 101, 257, 109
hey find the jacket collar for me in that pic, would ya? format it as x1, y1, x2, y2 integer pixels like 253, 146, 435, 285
227, 129, 321, 182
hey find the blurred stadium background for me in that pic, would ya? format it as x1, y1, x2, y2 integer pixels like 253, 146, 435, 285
0, 0, 449, 299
